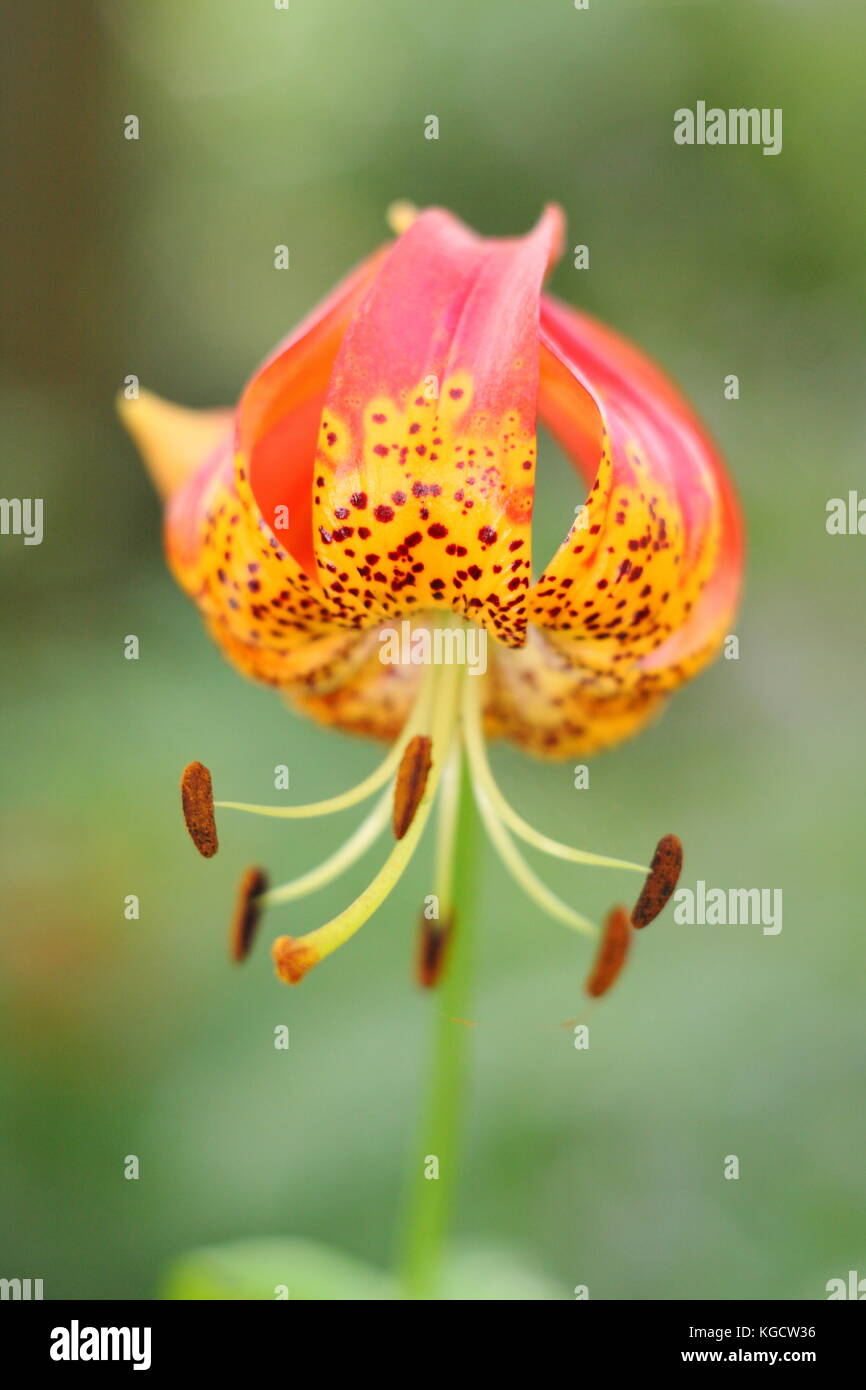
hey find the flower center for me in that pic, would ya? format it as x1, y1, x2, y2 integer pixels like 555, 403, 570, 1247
180, 615, 683, 999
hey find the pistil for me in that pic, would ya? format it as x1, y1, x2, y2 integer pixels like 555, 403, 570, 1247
272, 659, 464, 983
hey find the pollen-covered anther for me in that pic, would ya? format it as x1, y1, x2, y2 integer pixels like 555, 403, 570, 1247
392, 735, 433, 840
416, 912, 454, 989
584, 905, 632, 998
272, 934, 321, 985
181, 760, 218, 858
631, 833, 684, 929
230, 866, 268, 963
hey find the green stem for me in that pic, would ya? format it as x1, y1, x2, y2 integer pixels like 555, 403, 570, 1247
398, 753, 478, 1299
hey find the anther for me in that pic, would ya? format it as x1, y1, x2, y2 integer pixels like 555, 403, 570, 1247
392, 735, 433, 839
181, 761, 218, 858
415, 912, 453, 988
272, 934, 321, 985
584, 905, 631, 997
631, 833, 683, 928
230, 866, 268, 962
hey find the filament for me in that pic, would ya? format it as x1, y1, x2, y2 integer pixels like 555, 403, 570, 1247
273, 658, 464, 978
462, 676, 648, 875
216, 660, 435, 821
259, 790, 392, 907
471, 783, 598, 940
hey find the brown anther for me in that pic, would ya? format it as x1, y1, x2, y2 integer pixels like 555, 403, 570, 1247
631, 833, 683, 928
272, 934, 321, 985
181, 761, 218, 858
584, 905, 632, 998
229, 866, 268, 962
415, 911, 454, 988
392, 735, 433, 839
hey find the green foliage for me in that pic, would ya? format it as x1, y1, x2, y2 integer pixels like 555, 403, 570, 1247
2, 0, 864, 1301
164, 1240, 396, 1301
164, 1239, 565, 1301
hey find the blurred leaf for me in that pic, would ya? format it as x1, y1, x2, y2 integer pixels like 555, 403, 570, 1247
163, 1238, 397, 1301
436, 1246, 567, 1301
163, 1238, 565, 1300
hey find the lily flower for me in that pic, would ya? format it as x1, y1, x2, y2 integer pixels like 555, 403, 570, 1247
121, 204, 742, 997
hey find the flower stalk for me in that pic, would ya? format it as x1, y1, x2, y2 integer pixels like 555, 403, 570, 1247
398, 750, 478, 1300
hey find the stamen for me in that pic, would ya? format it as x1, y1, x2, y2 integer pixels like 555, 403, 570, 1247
272, 662, 463, 984
411, 742, 462, 987
393, 735, 433, 839
259, 791, 391, 907
415, 913, 453, 989
270, 793, 437, 984
584, 905, 631, 997
181, 761, 218, 858
472, 785, 597, 939
462, 678, 648, 874
632, 833, 683, 929
215, 661, 435, 822
230, 866, 268, 962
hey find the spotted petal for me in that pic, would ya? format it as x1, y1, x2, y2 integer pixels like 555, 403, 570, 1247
530, 297, 741, 692
485, 296, 742, 756
150, 249, 388, 692
311, 206, 564, 647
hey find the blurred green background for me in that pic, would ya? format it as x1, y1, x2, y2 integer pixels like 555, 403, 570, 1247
2, 0, 864, 1299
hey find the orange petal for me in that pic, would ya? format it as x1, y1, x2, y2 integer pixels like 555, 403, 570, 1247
311, 206, 564, 647
287, 634, 425, 742
530, 297, 743, 695
151, 250, 388, 692
118, 389, 233, 501
485, 626, 667, 758
238, 247, 390, 580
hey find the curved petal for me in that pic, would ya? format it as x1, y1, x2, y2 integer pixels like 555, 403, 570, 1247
529, 295, 743, 694
201, 619, 383, 695
156, 249, 389, 690
310, 206, 564, 647
125, 208, 743, 759
117, 390, 233, 501
287, 639, 425, 742
486, 626, 667, 759
238, 246, 390, 579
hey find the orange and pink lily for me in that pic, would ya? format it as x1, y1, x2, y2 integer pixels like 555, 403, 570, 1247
121, 203, 743, 996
